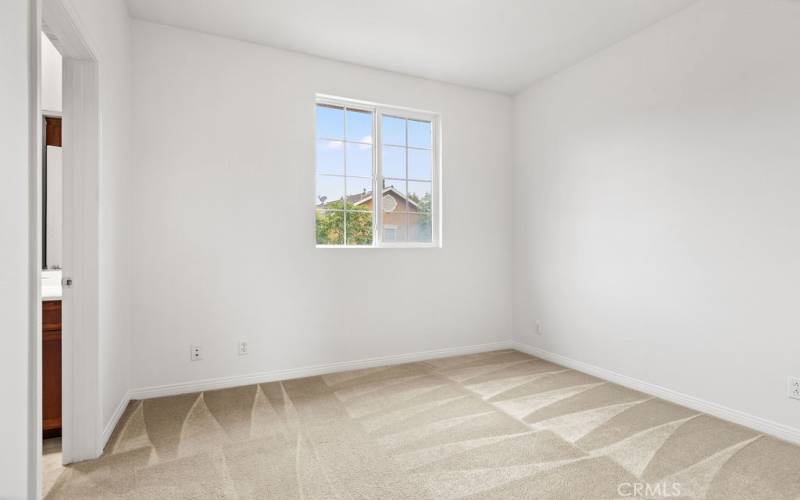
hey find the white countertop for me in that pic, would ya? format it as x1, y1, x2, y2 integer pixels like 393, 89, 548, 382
42, 269, 62, 300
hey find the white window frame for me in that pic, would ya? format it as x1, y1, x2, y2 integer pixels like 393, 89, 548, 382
316, 94, 441, 249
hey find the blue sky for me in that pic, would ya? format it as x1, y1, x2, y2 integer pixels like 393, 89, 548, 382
315, 104, 432, 207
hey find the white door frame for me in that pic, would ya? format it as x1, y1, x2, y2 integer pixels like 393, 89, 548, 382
42, 0, 102, 464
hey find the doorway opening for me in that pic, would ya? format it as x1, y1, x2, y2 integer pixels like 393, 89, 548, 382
40, 28, 64, 498
39, 0, 102, 494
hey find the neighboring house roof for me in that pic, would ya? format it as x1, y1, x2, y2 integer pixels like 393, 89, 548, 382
317, 186, 421, 210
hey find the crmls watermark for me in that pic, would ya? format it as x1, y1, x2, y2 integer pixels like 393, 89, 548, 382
617, 482, 682, 498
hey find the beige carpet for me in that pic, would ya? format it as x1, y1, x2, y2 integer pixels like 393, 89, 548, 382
43, 437, 65, 498
47, 350, 800, 499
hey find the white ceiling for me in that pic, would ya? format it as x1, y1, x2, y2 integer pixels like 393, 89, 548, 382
125, 0, 697, 94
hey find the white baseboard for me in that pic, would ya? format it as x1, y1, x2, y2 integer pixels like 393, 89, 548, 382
128, 340, 513, 400
513, 341, 800, 445
99, 391, 131, 454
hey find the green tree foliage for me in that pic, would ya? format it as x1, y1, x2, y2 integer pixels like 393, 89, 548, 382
316, 200, 373, 245
317, 191, 434, 245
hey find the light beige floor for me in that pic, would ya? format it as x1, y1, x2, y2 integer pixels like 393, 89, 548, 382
43, 437, 64, 497
46, 350, 800, 499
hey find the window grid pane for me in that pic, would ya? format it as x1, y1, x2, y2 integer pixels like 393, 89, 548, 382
345, 176, 372, 209
316, 174, 345, 207
346, 211, 373, 245
346, 143, 373, 178
407, 180, 432, 213
316, 103, 377, 245
408, 119, 432, 149
379, 114, 434, 244
316, 140, 344, 175
316, 209, 344, 245
382, 115, 406, 147
382, 212, 408, 242
316, 104, 344, 140
408, 148, 432, 181
346, 109, 373, 144
316, 101, 436, 246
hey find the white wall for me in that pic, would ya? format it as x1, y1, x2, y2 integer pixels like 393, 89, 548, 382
41, 32, 61, 113
0, 0, 37, 497
65, 0, 133, 434
130, 20, 513, 391
42, 32, 62, 271
513, 0, 800, 434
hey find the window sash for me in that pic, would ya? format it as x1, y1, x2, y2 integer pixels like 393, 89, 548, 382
315, 95, 440, 248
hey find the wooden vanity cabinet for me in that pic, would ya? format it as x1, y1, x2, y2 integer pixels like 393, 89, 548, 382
42, 299, 62, 437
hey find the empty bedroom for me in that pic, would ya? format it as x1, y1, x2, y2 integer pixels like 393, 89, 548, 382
1, 0, 798, 498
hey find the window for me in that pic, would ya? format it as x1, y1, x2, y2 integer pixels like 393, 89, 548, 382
384, 225, 398, 242
315, 96, 439, 247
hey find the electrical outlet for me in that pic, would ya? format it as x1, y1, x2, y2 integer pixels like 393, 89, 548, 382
238, 341, 248, 356
190, 345, 202, 361
789, 377, 800, 400
535, 322, 543, 336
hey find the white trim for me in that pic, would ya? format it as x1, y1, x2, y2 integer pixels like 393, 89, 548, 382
28, 1, 43, 497
316, 242, 438, 250
129, 341, 512, 400
100, 391, 131, 450
377, 242, 438, 249
61, 57, 102, 464
41, 0, 96, 61
43, 0, 103, 464
317, 93, 436, 120
315, 94, 441, 248
513, 342, 800, 445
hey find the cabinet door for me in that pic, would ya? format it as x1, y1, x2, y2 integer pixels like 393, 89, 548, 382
42, 301, 62, 435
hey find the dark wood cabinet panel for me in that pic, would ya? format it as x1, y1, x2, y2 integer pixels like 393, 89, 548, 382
45, 116, 62, 147
42, 300, 62, 437
43, 300, 62, 332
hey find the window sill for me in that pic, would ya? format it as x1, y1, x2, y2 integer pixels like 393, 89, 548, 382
316, 243, 440, 249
